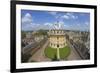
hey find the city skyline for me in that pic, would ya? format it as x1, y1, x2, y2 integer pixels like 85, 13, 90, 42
21, 10, 90, 31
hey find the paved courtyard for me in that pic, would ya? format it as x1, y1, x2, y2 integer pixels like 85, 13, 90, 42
28, 40, 51, 62
28, 39, 82, 62
67, 40, 82, 60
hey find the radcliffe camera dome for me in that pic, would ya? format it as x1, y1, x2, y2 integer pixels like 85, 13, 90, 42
53, 21, 63, 30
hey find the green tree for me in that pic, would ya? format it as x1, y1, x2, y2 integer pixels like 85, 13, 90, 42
21, 31, 26, 39
38, 29, 47, 35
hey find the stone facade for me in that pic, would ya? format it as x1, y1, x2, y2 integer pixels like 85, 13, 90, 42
48, 29, 67, 48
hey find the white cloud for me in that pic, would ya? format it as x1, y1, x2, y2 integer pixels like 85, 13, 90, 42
48, 12, 78, 21
21, 13, 35, 31
33, 23, 51, 30
22, 13, 33, 25
44, 22, 54, 29
62, 15, 69, 19
59, 21, 64, 25
44, 23, 52, 26
63, 24, 73, 30
62, 22, 89, 31
73, 23, 90, 31
48, 12, 57, 16
61, 13, 78, 20
48, 11, 60, 19
85, 22, 89, 26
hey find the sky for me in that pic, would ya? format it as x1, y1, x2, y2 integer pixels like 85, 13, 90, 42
21, 9, 90, 31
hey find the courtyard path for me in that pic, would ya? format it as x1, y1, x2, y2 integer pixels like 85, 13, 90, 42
28, 40, 51, 62
67, 40, 82, 60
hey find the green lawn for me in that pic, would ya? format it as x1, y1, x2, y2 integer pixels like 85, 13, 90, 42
44, 46, 71, 60
44, 47, 57, 59
59, 46, 71, 59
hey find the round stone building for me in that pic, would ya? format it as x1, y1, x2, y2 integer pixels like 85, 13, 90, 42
45, 22, 70, 60
48, 23, 67, 49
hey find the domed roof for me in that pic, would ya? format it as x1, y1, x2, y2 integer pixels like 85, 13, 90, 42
53, 21, 63, 30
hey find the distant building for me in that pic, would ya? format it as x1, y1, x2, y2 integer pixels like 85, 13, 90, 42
65, 30, 90, 59
34, 35, 44, 42
26, 32, 32, 39
22, 32, 35, 47
32, 31, 44, 42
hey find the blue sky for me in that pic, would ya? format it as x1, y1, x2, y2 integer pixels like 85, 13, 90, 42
21, 9, 90, 31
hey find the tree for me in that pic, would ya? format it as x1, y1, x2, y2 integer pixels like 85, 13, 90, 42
22, 31, 26, 39
38, 29, 47, 35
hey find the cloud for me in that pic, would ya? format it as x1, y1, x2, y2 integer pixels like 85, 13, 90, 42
73, 22, 89, 31
21, 13, 47, 31
21, 13, 54, 30
62, 22, 90, 31
62, 15, 69, 19
48, 12, 57, 16
48, 12, 78, 21
85, 22, 89, 26
48, 11, 61, 19
21, 13, 35, 31
44, 23, 52, 26
63, 23, 74, 30
66, 13, 78, 19
61, 13, 78, 20
22, 13, 33, 25
59, 21, 64, 25
21, 12, 88, 31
